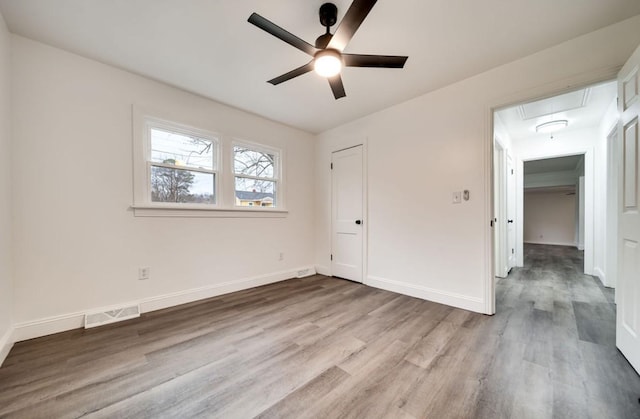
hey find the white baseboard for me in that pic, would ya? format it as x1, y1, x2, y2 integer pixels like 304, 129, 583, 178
366, 275, 485, 314
315, 264, 330, 276
12, 312, 85, 343
12, 265, 316, 343
593, 267, 610, 287
0, 325, 14, 367
140, 265, 315, 313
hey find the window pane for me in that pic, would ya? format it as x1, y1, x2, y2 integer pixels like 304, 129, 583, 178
151, 166, 215, 204
234, 146, 275, 178
235, 177, 276, 207
151, 128, 215, 170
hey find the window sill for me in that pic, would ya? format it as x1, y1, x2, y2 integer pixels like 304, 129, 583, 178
130, 204, 288, 218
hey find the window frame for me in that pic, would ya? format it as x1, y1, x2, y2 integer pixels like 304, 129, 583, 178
132, 107, 287, 217
142, 116, 220, 209
231, 140, 281, 209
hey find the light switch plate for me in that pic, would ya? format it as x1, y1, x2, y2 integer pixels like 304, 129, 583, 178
452, 191, 462, 204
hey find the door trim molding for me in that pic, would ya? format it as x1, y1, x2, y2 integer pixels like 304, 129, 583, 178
506, 152, 517, 270
605, 126, 619, 293
493, 139, 508, 278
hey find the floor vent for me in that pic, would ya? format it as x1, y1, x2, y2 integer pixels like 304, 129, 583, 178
84, 304, 140, 329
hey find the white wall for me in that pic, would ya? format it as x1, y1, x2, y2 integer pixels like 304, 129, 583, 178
0, 10, 13, 363
524, 190, 576, 246
4, 14, 640, 344
315, 15, 640, 314
10, 36, 316, 338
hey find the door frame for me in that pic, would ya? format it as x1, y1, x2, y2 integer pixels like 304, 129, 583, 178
493, 138, 508, 278
605, 125, 619, 293
506, 152, 517, 270
516, 150, 593, 274
484, 65, 621, 315
330, 141, 368, 284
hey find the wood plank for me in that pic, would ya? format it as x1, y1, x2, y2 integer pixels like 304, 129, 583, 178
1, 244, 639, 418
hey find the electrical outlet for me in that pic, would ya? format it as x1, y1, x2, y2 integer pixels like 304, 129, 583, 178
138, 267, 150, 280
278, 252, 284, 261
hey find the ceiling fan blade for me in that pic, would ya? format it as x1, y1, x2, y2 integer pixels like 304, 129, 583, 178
268, 62, 314, 85
328, 75, 346, 99
327, 0, 377, 51
248, 13, 318, 56
343, 54, 408, 68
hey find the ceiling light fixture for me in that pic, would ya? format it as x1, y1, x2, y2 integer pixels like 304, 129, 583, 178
248, 1, 408, 99
314, 49, 343, 78
536, 119, 568, 134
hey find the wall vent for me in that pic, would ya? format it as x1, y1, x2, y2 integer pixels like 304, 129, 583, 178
84, 304, 140, 329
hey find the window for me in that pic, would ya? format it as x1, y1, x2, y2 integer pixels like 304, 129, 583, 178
233, 145, 279, 208
146, 121, 218, 206
133, 109, 285, 216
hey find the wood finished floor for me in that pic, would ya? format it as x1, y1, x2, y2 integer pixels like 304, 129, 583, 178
1, 244, 639, 418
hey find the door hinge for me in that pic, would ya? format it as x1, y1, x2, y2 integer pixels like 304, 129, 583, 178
330, 163, 333, 170
512, 249, 515, 254
511, 169, 514, 175
490, 220, 494, 227
330, 254, 333, 261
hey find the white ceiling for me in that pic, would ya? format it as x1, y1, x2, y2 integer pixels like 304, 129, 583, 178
1, 1, 639, 134
496, 81, 618, 141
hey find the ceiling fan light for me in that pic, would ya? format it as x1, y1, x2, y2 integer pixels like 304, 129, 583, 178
314, 49, 343, 77
536, 120, 568, 133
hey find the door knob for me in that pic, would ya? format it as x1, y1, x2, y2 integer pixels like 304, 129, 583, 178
355, 220, 362, 225
507, 219, 514, 223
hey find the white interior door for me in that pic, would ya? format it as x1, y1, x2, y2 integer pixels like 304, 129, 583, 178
331, 145, 364, 282
507, 153, 517, 270
617, 43, 640, 373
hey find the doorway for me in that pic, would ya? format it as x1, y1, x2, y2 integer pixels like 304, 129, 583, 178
492, 80, 618, 303
487, 44, 640, 377
523, 155, 584, 254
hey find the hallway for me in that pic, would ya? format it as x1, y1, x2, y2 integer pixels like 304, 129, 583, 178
496, 244, 640, 418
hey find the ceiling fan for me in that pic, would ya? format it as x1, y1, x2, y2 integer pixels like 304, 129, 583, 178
248, 0, 408, 100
